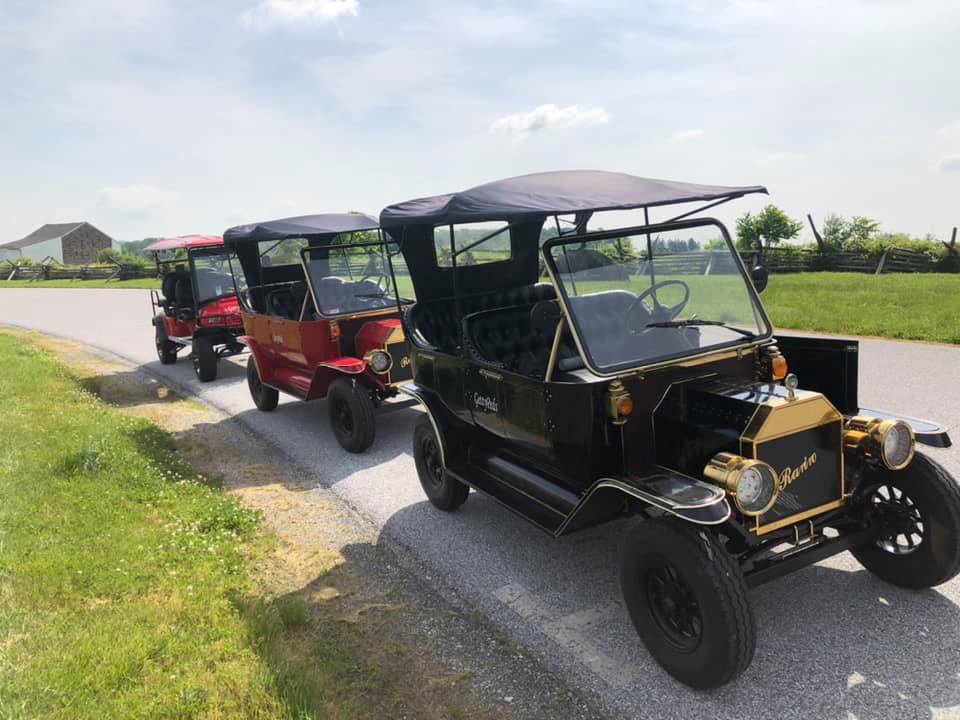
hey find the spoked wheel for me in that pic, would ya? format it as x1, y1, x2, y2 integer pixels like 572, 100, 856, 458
191, 337, 218, 382
326, 378, 376, 453
852, 453, 960, 588
246, 356, 279, 411
621, 517, 755, 688
646, 564, 703, 653
413, 414, 468, 511
869, 484, 925, 555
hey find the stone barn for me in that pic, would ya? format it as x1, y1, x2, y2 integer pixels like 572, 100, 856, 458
0, 222, 114, 264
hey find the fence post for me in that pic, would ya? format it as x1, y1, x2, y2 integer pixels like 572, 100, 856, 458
875, 249, 889, 275
945, 227, 958, 256
807, 214, 826, 253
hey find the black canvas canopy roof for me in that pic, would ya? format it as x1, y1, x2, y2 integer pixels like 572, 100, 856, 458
380, 170, 767, 227
223, 213, 379, 244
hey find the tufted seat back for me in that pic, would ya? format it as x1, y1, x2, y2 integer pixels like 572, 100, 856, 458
567, 291, 635, 338
406, 283, 557, 354
267, 281, 309, 319
463, 302, 583, 378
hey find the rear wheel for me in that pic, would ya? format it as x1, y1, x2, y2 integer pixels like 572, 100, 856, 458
852, 453, 960, 588
327, 378, 376, 453
246, 356, 278, 411
155, 322, 178, 365
620, 517, 755, 688
413, 414, 469, 511
191, 337, 218, 382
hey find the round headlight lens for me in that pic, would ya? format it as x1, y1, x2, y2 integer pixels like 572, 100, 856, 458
366, 350, 392, 374
735, 463, 778, 516
880, 420, 914, 470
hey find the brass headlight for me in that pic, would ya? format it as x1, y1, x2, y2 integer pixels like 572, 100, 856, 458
844, 416, 915, 470
704, 452, 780, 516
364, 349, 393, 375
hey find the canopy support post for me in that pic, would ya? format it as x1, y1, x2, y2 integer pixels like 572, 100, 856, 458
544, 316, 567, 383
449, 225, 463, 353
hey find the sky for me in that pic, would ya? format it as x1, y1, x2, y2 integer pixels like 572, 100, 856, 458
1, 0, 959, 244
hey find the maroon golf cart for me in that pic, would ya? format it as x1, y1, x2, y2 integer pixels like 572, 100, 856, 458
222, 213, 415, 452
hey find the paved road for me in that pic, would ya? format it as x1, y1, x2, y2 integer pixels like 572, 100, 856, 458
3, 288, 959, 720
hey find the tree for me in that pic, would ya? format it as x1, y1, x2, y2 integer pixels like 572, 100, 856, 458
735, 205, 804, 251
821, 214, 880, 251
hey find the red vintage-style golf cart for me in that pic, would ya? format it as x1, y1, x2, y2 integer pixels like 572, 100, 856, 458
222, 213, 415, 453
147, 235, 245, 382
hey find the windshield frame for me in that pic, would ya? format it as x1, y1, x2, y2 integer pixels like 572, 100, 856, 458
298, 231, 411, 319
541, 217, 773, 377
187, 246, 239, 307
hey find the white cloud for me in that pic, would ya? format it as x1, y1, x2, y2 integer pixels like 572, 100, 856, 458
97, 186, 178, 216
937, 154, 960, 172
489, 104, 611, 137
755, 151, 800, 166
671, 128, 704, 142
936, 121, 960, 142
241, 0, 358, 29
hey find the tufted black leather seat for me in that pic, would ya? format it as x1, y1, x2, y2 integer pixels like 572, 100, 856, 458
406, 283, 557, 354
567, 291, 635, 338
267, 281, 309, 320
462, 299, 584, 378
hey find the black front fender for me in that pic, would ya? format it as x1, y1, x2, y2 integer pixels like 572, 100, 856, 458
557, 471, 731, 536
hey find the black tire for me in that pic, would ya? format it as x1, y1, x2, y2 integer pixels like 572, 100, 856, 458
327, 377, 376, 453
413, 414, 469, 511
191, 337, 218, 382
851, 453, 960, 589
620, 517, 755, 688
246, 356, 279, 412
155, 322, 178, 365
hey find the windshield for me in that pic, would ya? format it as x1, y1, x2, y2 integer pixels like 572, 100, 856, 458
545, 221, 770, 373
191, 250, 240, 305
301, 232, 414, 317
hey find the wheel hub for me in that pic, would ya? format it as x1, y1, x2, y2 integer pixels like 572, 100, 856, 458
645, 564, 702, 651
869, 483, 925, 555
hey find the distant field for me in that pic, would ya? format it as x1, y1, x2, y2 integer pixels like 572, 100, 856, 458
0, 278, 159, 289
762, 273, 960, 344
2, 272, 958, 344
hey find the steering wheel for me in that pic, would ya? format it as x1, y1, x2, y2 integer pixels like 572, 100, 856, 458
359, 272, 389, 296
625, 279, 690, 331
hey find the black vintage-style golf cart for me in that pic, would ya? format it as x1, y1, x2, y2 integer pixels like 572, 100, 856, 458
381, 171, 960, 688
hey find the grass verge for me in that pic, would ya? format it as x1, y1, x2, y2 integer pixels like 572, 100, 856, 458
0, 278, 158, 289
0, 333, 500, 720
0, 334, 285, 719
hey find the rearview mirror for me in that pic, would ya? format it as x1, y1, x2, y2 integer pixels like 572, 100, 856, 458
751, 264, 769, 294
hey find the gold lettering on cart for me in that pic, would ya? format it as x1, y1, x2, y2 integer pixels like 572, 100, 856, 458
778, 452, 817, 491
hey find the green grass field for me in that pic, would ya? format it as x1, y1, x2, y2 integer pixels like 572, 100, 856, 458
762, 273, 960, 344
0, 278, 159, 289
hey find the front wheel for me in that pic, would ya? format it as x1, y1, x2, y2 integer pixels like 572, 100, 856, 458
327, 378, 376, 453
155, 323, 178, 365
246, 356, 279, 411
191, 337, 218, 382
620, 517, 755, 688
852, 453, 960, 588
412, 414, 469, 511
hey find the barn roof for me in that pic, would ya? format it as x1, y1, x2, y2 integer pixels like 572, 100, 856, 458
0, 222, 87, 250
